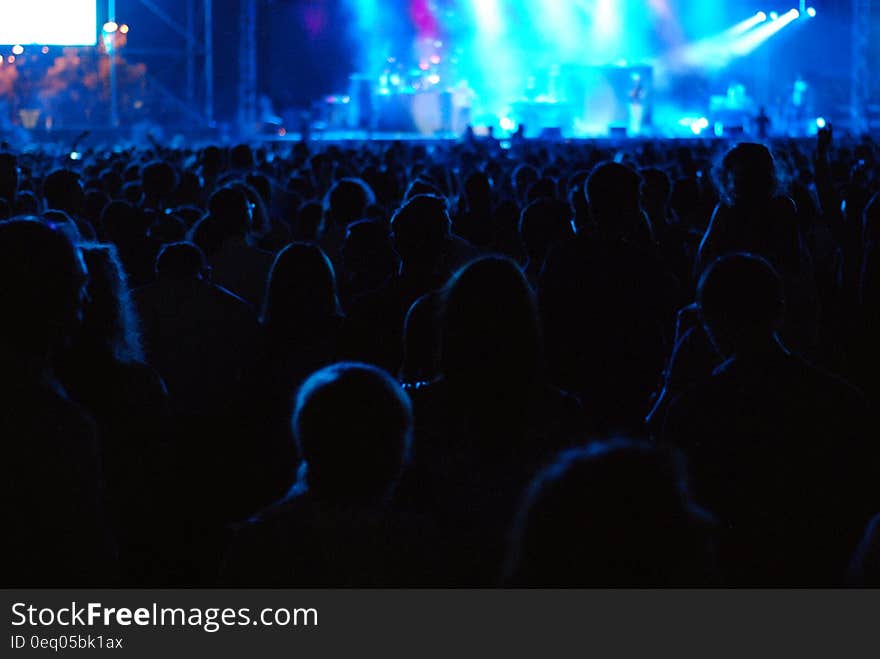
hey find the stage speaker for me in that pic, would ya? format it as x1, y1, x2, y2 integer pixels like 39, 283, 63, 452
725, 125, 745, 137
348, 74, 374, 129
609, 125, 628, 138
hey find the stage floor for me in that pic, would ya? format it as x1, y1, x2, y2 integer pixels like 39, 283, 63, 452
263, 129, 722, 143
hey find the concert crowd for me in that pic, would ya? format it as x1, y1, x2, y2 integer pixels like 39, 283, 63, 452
2, 129, 879, 587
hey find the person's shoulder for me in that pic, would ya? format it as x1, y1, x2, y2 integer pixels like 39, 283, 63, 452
230, 487, 311, 545
769, 194, 797, 216
445, 234, 480, 268
661, 371, 723, 438
675, 303, 701, 336
208, 282, 259, 316
112, 360, 169, 400
57, 385, 99, 433
247, 491, 308, 527
7, 379, 99, 449
789, 354, 866, 410
222, 493, 310, 586
850, 513, 880, 586
247, 242, 276, 264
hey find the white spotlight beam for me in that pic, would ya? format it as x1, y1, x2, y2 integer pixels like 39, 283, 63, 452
730, 8, 800, 56
726, 11, 768, 38
668, 13, 768, 70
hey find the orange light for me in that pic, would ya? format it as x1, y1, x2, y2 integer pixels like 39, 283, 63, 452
12, 44, 24, 55
41, 46, 49, 54
120, 24, 130, 34
7, 56, 15, 64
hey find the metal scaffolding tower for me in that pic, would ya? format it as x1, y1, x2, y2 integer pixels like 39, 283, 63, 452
851, 0, 871, 134
237, 0, 258, 137
114, 0, 215, 127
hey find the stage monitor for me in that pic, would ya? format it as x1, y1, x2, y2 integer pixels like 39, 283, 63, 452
0, 0, 97, 46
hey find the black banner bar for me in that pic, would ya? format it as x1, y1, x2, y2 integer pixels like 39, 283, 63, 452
2, 590, 878, 657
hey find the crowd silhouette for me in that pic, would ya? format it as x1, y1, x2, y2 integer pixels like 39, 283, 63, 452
1, 130, 878, 587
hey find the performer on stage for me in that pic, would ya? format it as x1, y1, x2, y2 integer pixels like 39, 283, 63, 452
789, 74, 809, 136
628, 73, 646, 137
452, 79, 475, 135
753, 106, 772, 140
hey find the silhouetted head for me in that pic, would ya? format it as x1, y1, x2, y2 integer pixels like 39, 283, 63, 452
43, 169, 84, 215
201, 145, 224, 177
238, 181, 270, 235
262, 242, 340, 331
208, 185, 251, 239
155, 241, 210, 280
0, 151, 18, 204
586, 161, 642, 231
82, 188, 110, 227
519, 198, 574, 265
390, 194, 450, 265
507, 440, 712, 586
441, 256, 542, 386
670, 176, 700, 224
246, 172, 271, 209
401, 291, 442, 385
527, 177, 558, 203
698, 252, 784, 357
567, 170, 591, 231
230, 144, 255, 171
292, 362, 413, 501
0, 219, 87, 357
98, 168, 123, 198
43, 210, 83, 244
326, 178, 374, 228
640, 167, 672, 214
75, 243, 143, 362
717, 142, 777, 206
864, 192, 880, 245
121, 181, 143, 205
141, 160, 179, 205
464, 171, 492, 209
175, 171, 203, 207
187, 214, 226, 256
404, 178, 441, 201
147, 214, 187, 244
14, 190, 38, 216
101, 200, 146, 246
292, 201, 324, 242
342, 219, 398, 283
512, 164, 539, 202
